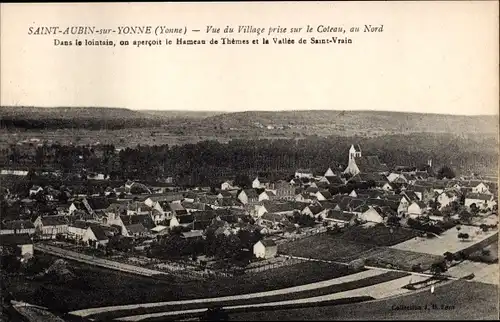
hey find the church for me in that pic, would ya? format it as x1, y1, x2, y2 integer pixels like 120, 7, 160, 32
343, 144, 389, 176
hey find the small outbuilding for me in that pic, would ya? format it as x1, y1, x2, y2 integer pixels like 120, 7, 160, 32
253, 239, 278, 259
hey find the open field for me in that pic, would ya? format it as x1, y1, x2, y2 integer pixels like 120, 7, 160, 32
229, 280, 499, 320
279, 226, 420, 262
391, 226, 498, 256
2, 255, 349, 312
365, 248, 443, 271
278, 233, 377, 262
339, 225, 420, 247
87, 271, 407, 321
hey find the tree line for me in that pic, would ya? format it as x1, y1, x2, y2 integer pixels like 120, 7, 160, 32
1, 134, 496, 189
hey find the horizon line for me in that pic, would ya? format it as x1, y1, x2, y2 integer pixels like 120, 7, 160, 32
0, 105, 498, 117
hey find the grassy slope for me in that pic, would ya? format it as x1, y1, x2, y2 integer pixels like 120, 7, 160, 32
3, 258, 349, 312
230, 280, 499, 320
89, 271, 407, 320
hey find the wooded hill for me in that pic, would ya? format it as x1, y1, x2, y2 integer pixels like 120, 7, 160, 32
1, 107, 497, 135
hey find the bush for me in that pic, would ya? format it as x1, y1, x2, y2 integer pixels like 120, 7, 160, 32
411, 263, 423, 272
454, 251, 468, 261
407, 218, 443, 235
443, 252, 454, 262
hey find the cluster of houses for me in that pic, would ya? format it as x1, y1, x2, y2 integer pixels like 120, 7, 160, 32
1, 145, 498, 261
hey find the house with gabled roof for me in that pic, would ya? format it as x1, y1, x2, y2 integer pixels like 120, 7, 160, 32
295, 192, 312, 203
302, 204, 325, 218
324, 167, 336, 177
238, 189, 260, 205
33, 215, 69, 239
253, 239, 277, 259
366, 198, 399, 212
359, 206, 384, 223
169, 202, 188, 216
256, 200, 297, 217
125, 223, 147, 237
318, 200, 339, 211
83, 225, 110, 248
397, 195, 411, 215
335, 196, 353, 212
407, 201, 427, 218
325, 210, 356, 227
169, 213, 194, 229
252, 177, 270, 189
471, 182, 492, 195
150, 200, 173, 223
465, 193, 496, 210
411, 185, 435, 203
401, 190, 420, 202
259, 190, 277, 202
144, 193, 184, 207
68, 220, 95, 241
120, 213, 156, 231
315, 190, 332, 201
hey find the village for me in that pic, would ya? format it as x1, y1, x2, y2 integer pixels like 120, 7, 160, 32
1, 144, 497, 281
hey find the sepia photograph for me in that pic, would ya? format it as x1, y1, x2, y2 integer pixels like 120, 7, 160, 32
0, 1, 499, 321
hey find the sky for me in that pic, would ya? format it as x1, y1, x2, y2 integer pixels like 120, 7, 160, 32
1, 2, 498, 115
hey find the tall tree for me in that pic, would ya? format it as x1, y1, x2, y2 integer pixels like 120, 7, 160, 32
437, 165, 456, 179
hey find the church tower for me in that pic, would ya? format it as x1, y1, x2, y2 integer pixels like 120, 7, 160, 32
349, 144, 362, 162
344, 144, 362, 176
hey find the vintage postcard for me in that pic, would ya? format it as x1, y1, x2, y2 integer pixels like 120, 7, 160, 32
0, 1, 498, 321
